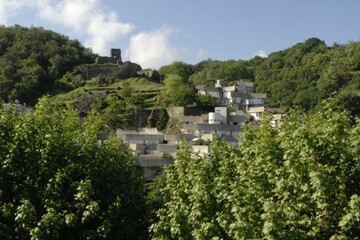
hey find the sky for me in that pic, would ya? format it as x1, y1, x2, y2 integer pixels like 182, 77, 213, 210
1, 0, 360, 69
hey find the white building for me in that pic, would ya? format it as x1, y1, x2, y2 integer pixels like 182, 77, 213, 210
196, 81, 266, 111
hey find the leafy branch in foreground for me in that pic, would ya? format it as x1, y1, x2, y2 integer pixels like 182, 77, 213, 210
0, 97, 148, 239
150, 98, 360, 239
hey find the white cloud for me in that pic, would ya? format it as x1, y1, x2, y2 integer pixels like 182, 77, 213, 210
85, 12, 134, 55
0, 0, 201, 68
0, 0, 135, 55
195, 49, 206, 59
0, 0, 32, 24
128, 26, 187, 69
37, 0, 135, 55
253, 50, 268, 58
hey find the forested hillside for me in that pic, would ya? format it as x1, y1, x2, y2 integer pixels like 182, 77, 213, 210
0, 25, 95, 105
1, 26, 360, 116
159, 38, 360, 114
254, 38, 360, 111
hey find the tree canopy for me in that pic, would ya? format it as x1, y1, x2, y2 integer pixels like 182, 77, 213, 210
159, 38, 360, 114
0, 25, 95, 105
0, 97, 148, 239
149, 99, 360, 239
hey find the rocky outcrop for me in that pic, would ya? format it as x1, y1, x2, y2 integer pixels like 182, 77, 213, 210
137, 69, 161, 81
110, 61, 142, 79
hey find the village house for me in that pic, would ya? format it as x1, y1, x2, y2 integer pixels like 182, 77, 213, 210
196, 80, 267, 111
180, 107, 248, 147
115, 82, 280, 180
247, 106, 265, 121
196, 85, 222, 98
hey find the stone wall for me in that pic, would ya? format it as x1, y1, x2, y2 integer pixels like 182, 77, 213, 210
78, 64, 120, 80
166, 107, 209, 119
78, 61, 143, 80
95, 56, 119, 65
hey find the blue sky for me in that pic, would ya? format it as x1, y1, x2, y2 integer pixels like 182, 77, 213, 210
1, 0, 360, 69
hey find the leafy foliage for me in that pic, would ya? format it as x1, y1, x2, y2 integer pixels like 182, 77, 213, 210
159, 61, 194, 81
195, 93, 219, 109
0, 25, 95, 105
158, 39, 360, 114
1, 24, 360, 116
158, 74, 196, 107
150, 99, 360, 239
0, 97, 148, 239
253, 38, 360, 111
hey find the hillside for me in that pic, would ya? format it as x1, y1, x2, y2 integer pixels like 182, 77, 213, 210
1, 26, 360, 119
253, 38, 360, 111
159, 38, 360, 115
53, 76, 163, 128
0, 25, 96, 105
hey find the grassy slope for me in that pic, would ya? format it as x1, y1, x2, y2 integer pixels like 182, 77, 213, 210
52, 77, 163, 110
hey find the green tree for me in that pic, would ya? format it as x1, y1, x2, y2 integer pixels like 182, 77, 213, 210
159, 74, 195, 107
103, 100, 133, 129
159, 61, 194, 81
150, 99, 360, 239
0, 97, 148, 239
0, 25, 95, 104
156, 109, 169, 131
317, 67, 340, 100
195, 93, 219, 109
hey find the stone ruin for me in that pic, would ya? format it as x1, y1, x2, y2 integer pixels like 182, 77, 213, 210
95, 48, 123, 65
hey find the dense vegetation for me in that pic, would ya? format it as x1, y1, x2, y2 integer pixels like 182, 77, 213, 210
254, 38, 360, 111
159, 38, 360, 114
0, 98, 148, 239
2, 97, 359, 239
1, 26, 360, 238
0, 25, 95, 105
149, 99, 360, 239
1, 26, 360, 120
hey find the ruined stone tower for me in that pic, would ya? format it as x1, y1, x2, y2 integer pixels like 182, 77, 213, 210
110, 48, 122, 63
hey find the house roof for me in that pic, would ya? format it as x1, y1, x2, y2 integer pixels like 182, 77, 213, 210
137, 157, 175, 167
222, 86, 236, 92
196, 85, 220, 92
181, 115, 205, 124
230, 92, 252, 98
157, 144, 178, 152
121, 133, 164, 141
237, 81, 254, 87
182, 123, 198, 131
247, 106, 265, 113
250, 93, 267, 99
163, 133, 194, 141
196, 123, 242, 131
229, 115, 248, 122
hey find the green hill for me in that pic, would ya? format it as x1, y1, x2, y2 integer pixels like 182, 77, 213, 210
0, 25, 96, 105
1, 25, 360, 121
